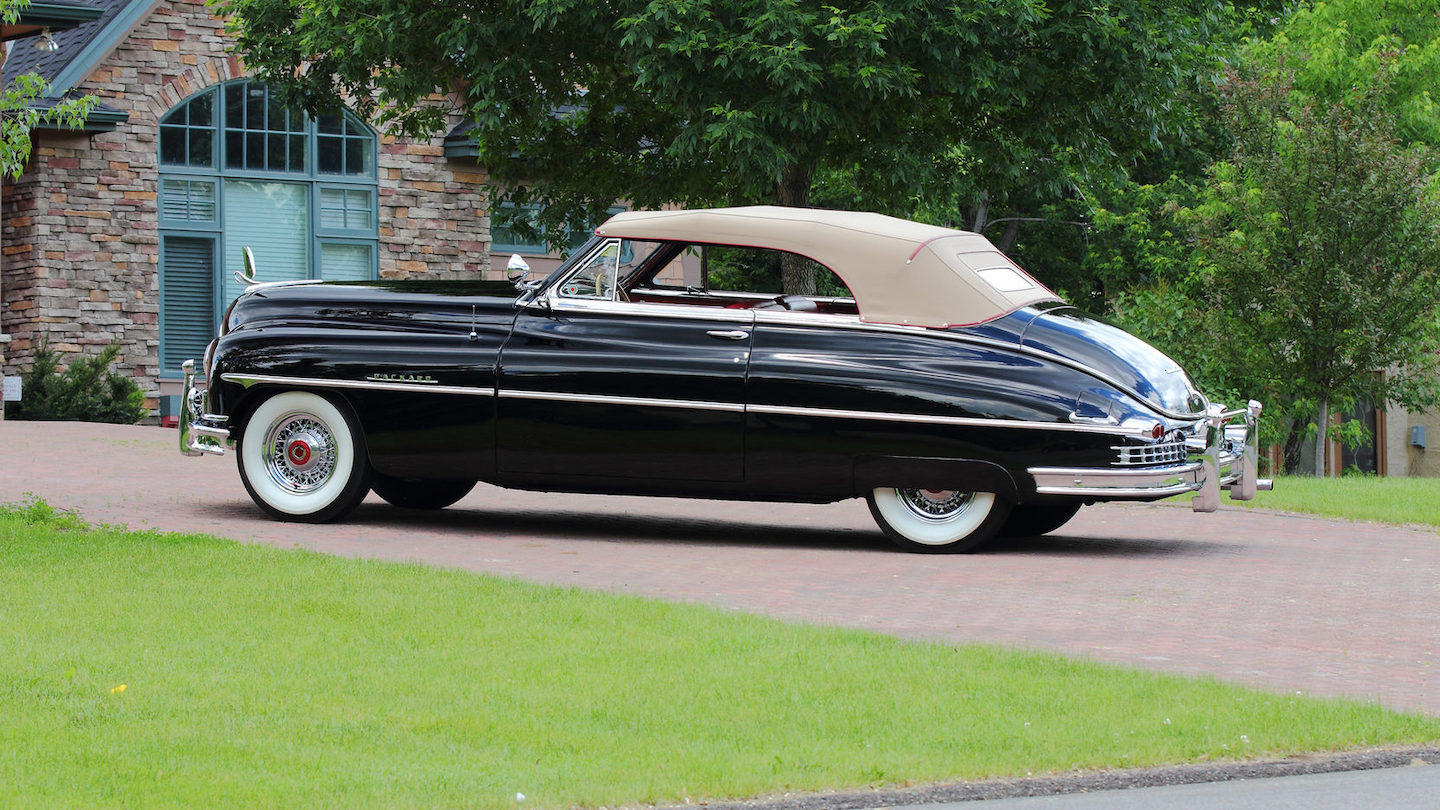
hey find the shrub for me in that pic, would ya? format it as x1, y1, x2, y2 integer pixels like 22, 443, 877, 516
5, 340, 146, 424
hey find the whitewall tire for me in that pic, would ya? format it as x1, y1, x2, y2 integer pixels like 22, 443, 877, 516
866, 487, 1011, 553
237, 391, 370, 523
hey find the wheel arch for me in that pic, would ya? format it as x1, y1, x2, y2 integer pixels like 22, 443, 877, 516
852, 455, 1021, 501
227, 383, 363, 451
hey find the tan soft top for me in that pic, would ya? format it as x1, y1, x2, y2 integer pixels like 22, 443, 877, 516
595, 206, 1061, 328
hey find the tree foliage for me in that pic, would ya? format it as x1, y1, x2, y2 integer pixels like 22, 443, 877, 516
1251, 0, 1440, 146
1096, 1, 1440, 475
216, 0, 1243, 272
1157, 63, 1440, 475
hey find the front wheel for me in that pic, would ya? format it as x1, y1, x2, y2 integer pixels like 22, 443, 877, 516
237, 391, 370, 523
371, 474, 476, 510
866, 488, 1011, 553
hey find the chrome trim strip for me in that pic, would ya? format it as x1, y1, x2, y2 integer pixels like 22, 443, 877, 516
636, 287, 857, 306
220, 373, 496, 397
752, 309, 861, 326
547, 296, 755, 324
750, 403, 1151, 437
217, 373, 1148, 436
501, 389, 746, 413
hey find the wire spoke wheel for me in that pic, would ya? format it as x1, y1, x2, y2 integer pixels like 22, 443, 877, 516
867, 487, 1010, 553
238, 391, 370, 523
264, 415, 338, 494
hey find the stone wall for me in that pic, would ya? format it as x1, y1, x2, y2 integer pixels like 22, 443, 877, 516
378, 136, 490, 281
0, 0, 492, 416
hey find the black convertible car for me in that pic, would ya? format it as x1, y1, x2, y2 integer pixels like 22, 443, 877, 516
181, 206, 1269, 552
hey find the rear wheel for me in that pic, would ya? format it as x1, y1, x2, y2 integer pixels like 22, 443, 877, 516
866, 487, 1011, 553
999, 502, 1083, 537
237, 391, 370, 523
371, 474, 476, 510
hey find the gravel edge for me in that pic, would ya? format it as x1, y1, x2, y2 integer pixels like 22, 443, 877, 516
651, 747, 1440, 809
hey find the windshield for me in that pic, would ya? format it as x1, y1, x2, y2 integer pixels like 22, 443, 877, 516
554, 238, 668, 302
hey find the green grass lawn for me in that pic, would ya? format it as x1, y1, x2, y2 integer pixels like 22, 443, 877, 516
1197, 475, 1440, 528
2, 500, 1436, 809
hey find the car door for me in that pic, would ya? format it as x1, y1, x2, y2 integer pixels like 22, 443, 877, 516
496, 239, 753, 484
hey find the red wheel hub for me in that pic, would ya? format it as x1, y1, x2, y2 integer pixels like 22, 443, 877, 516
286, 439, 312, 466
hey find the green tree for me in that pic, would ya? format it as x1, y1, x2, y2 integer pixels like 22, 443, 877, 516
1255, 0, 1440, 147
215, 0, 1243, 291
0, 1, 97, 178
1192, 64, 1440, 476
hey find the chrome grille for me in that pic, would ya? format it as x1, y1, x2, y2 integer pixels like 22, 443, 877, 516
1112, 440, 1189, 467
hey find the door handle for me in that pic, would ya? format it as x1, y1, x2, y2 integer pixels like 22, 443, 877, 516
706, 329, 750, 341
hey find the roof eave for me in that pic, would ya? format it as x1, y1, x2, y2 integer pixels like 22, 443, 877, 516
21, 2, 106, 25
32, 104, 128, 133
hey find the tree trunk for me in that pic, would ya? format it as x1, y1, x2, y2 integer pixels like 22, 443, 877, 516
1313, 397, 1329, 477
968, 191, 990, 233
997, 218, 1022, 253
777, 163, 816, 295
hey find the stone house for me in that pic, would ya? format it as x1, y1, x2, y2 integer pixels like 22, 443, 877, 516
0, 0, 516, 422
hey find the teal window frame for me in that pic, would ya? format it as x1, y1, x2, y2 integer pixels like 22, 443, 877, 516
157, 80, 380, 379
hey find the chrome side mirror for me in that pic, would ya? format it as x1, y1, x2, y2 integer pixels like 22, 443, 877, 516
507, 254, 532, 289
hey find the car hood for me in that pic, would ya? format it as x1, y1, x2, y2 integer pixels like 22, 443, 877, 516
960, 306, 1207, 417
223, 279, 520, 333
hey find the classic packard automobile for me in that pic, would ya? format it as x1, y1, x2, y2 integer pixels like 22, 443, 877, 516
181, 206, 1269, 552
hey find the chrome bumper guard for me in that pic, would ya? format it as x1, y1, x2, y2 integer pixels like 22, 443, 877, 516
1029, 400, 1273, 511
179, 359, 230, 457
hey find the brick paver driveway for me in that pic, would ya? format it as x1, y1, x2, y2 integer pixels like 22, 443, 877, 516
3, 421, 1435, 715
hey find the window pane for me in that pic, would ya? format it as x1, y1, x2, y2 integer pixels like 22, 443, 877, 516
246, 132, 264, 168
289, 135, 306, 172
316, 137, 341, 174
491, 203, 545, 253
160, 126, 187, 165
225, 130, 243, 169
267, 92, 287, 132
267, 133, 287, 171
246, 87, 266, 130
559, 241, 620, 300
319, 187, 346, 229
190, 129, 213, 168
222, 180, 309, 304
161, 178, 217, 223
320, 242, 372, 281
190, 92, 212, 126
319, 187, 374, 231
345, 138, 369, 175
317, 114, 341, 135
225, 83, 244, 129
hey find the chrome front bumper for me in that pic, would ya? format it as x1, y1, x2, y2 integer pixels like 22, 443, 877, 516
179, 359, 230, 457
1029, 400, 1273, 511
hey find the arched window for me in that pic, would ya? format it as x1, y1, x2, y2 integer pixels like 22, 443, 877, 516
157, 80, 379, 376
